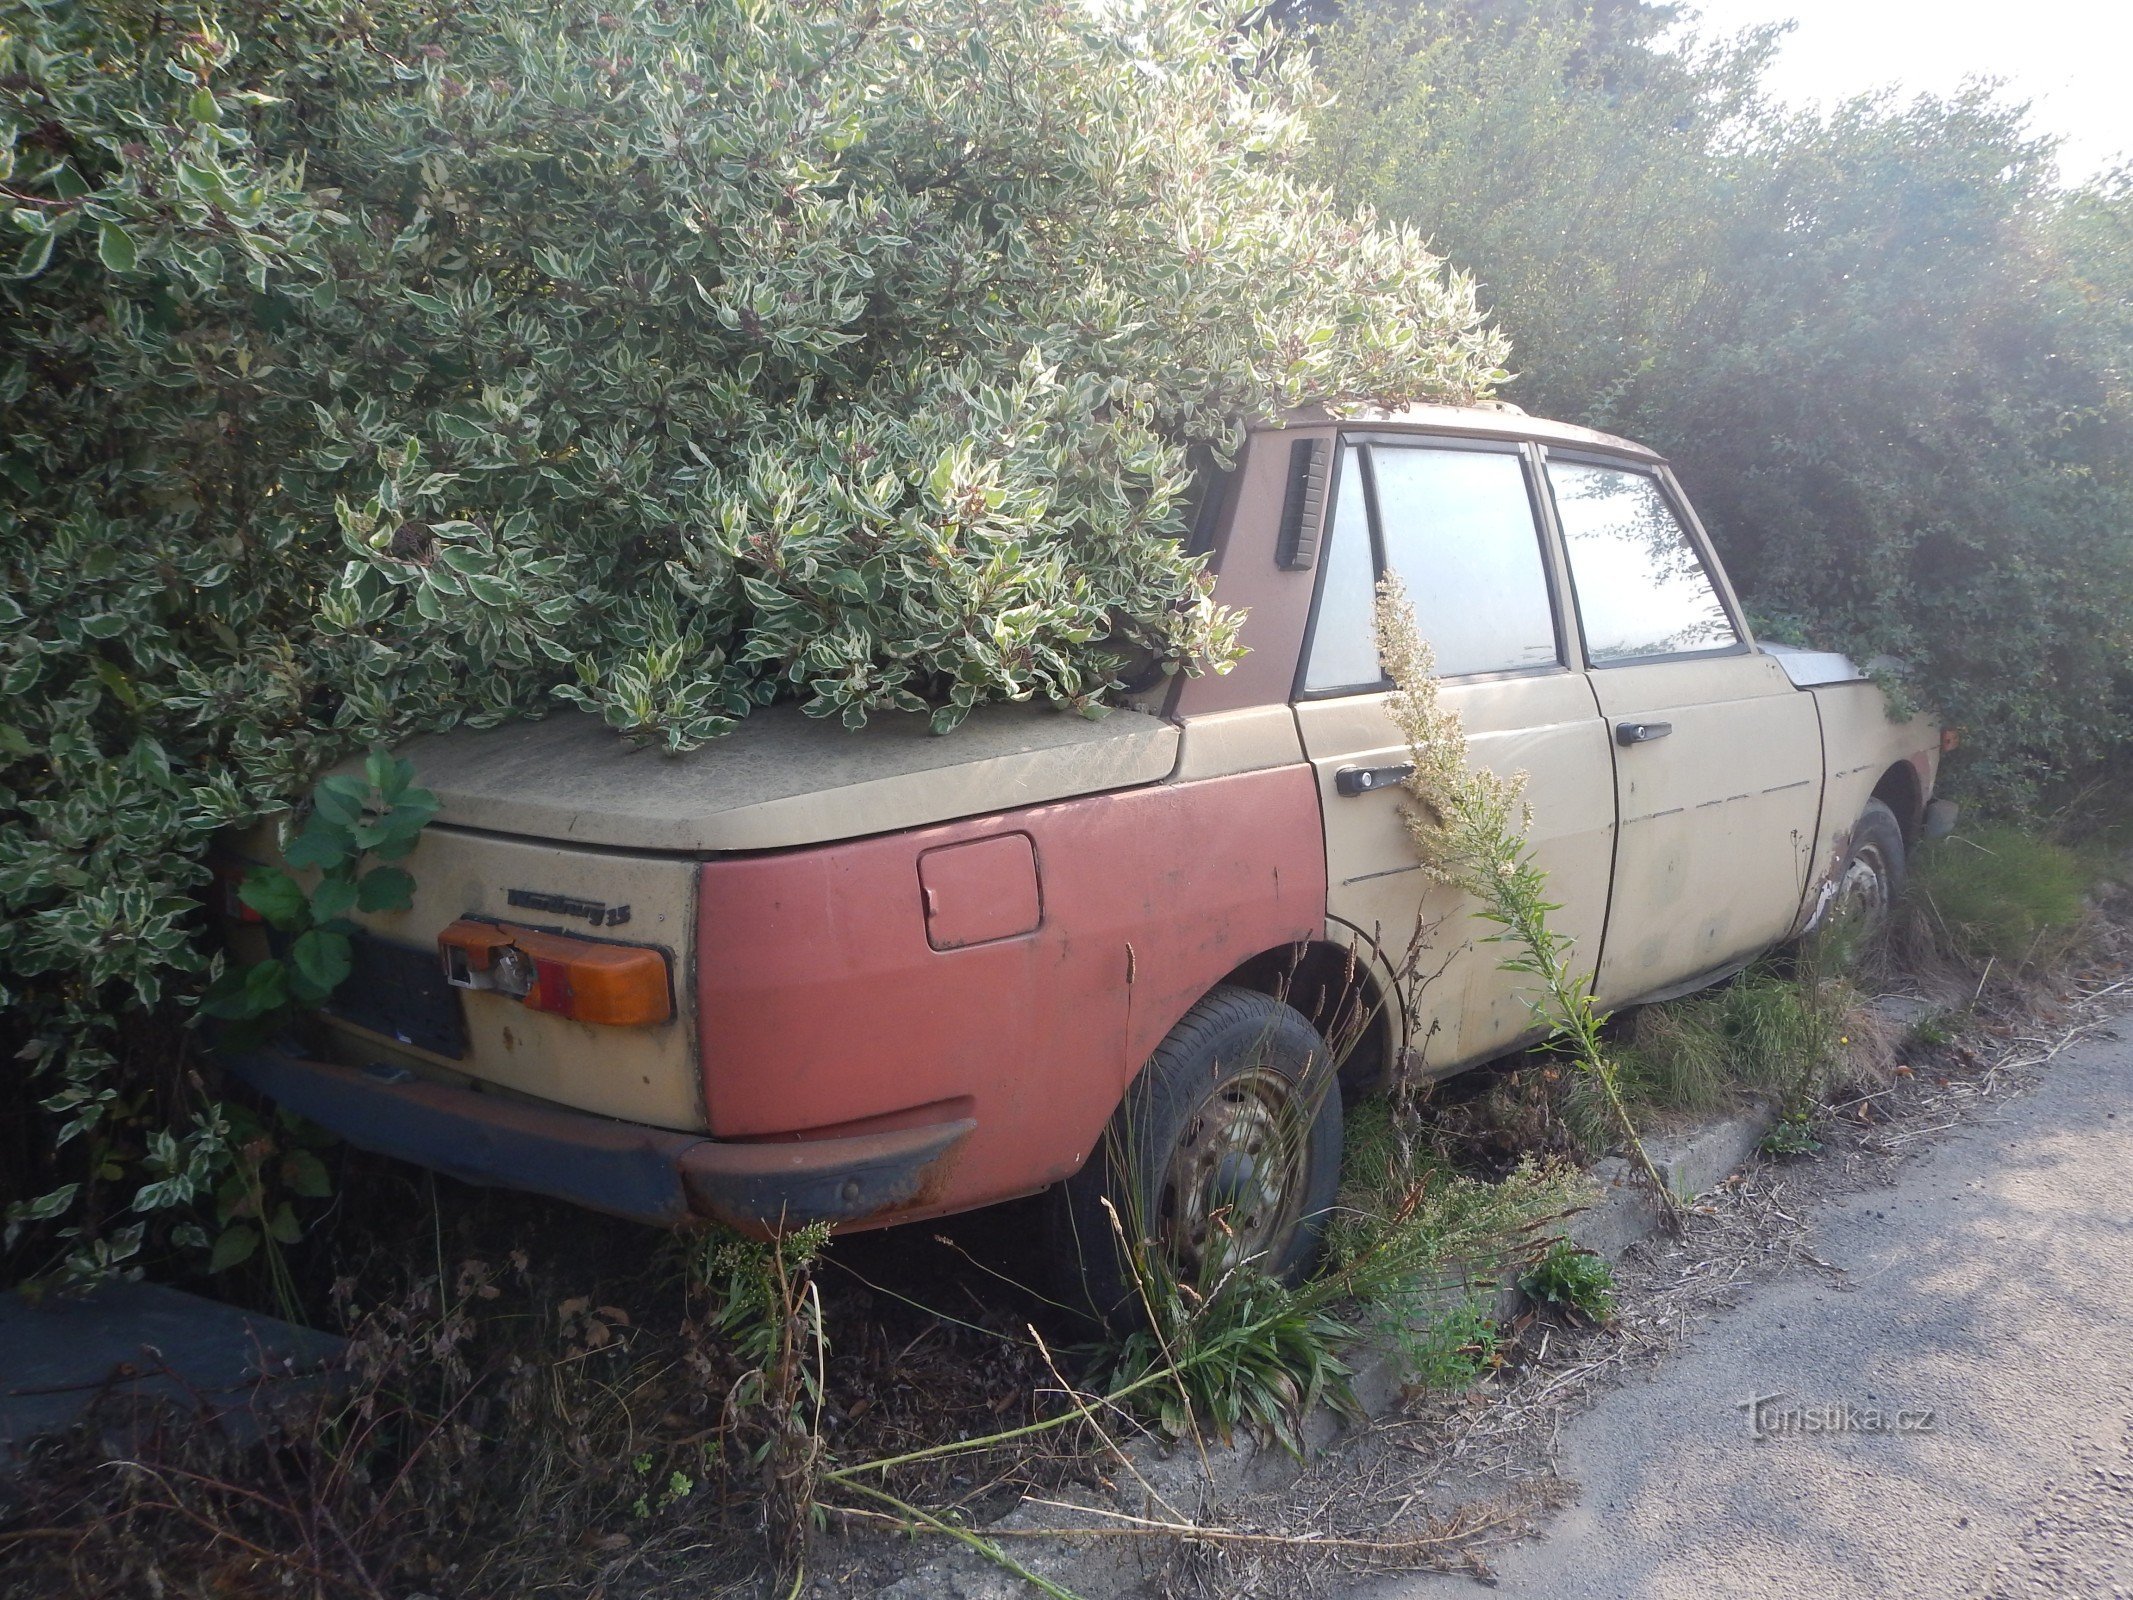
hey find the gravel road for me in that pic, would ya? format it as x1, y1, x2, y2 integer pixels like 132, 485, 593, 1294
1365, 1016, 2133, 1600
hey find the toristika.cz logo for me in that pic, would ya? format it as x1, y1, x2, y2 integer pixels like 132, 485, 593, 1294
1738, 1392, 1937, 1441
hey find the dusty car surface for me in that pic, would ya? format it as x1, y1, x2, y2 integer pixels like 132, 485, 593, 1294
221, 404, 1943, 1289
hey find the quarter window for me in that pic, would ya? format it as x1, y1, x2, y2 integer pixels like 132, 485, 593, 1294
1548, 461, 1738, 664
1301, 446, 1382, 692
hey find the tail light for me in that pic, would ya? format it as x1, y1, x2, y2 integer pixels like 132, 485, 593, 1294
437, 919, 673, 1027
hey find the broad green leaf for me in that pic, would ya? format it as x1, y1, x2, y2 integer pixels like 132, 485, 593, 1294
284, 818, 356, 871
209, 1224, 259, 1272
308, 874, 359, 924
289, 929, 353, 996
282, 1149, 333, 1199
238, 869, 310, 931
97, 223, 138, 273
312, 774, 369, 827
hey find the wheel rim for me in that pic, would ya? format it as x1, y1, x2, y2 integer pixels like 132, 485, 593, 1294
1833, 842, 1892, 929
1157, 1064, 1311, 1284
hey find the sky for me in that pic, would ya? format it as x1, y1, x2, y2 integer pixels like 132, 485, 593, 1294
1676, 0, 2133, 182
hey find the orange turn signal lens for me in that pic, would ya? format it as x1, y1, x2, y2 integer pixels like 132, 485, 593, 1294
437, 919, 673, 1027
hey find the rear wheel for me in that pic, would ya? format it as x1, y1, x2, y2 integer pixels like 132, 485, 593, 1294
1051, 986, 1343, 1322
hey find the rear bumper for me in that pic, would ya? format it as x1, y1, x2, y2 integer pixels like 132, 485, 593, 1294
222, 1049, 975, 1232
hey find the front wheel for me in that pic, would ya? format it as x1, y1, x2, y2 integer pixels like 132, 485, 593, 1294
1051, 985, 1343, 1322
1813, 796, 1907, 956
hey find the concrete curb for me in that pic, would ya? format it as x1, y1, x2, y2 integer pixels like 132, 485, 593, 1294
869, 1097, 1780, 1600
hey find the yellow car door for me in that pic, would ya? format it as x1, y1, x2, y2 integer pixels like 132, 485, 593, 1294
1293, 435, 1617, 1077
1539, 452, 1822, 1002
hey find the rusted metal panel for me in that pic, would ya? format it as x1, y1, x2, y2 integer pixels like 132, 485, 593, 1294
222, 1049, 706, 1226
694, 765, 1327, 1227
1169, 426, 1330, 718
1791, 681, 1942, 936
373, 700, 1179, 853
679, 1119, 977, 1235
223, 1047, 981, 1234
918, 834, 1042, 951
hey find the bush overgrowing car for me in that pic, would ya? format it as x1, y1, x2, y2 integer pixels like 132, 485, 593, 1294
219, 405, 1946, 1297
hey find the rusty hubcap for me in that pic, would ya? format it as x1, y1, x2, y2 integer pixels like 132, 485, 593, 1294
1158, 1065, 1308, 1284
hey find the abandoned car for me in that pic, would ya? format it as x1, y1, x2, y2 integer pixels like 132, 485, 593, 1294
221, 405, 1945, 1293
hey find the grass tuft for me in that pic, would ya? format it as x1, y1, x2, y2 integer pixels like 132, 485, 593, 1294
1617, 964, 1847, 1115
1905, 824, 2088, 970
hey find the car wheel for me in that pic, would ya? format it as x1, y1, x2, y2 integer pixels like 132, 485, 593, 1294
1051, 985, 1343, 1322
1818, 797, 1907, 948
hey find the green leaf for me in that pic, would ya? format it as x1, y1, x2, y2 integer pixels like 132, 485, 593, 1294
289, 929, 353, 996
238, 869, 310, 931
244, 959, 290, 1014
309, 874, 359, 924
355, 865, 415, 913
365, 749, 411, 801
312, 773, 369, 827
97, 223, 138, 273
266, 1202, 303, 1246
284, 818, 357, 871
10, 231, 55, 281
282, 1149, 333, 1199
209, 1224, 259, 1272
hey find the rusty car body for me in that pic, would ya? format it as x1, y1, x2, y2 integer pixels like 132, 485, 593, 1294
220, 405, 1942, 1271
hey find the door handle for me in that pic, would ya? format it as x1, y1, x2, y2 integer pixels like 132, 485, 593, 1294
1616, 720, 1673, 746
1334, 763, 1416, 797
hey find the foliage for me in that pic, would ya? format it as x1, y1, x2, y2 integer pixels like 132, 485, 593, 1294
1102, 1090, 1582, 1454
1905, 825, 2090, 969
1311, 0, 2133, 805
1102, 1255, 1362, 1459
696, 1223, 830, 1580
1376, 579, 1679, 1224
201, 753, 436, 1042
0, 0, 1504, 1279
1394, 1296, 1503, 1392
1619, 963, 1848, 1116
1759, 1112, 1822, 1158
1519, 1240, 1614, 1324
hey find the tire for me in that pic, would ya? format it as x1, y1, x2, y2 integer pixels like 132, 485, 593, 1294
1815, 797, 1907, 952
1050, 985, 1343, 1323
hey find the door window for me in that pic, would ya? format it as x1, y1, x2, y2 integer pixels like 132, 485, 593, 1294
1302, 442, 1561, 692
1372, 446, 1560, 678
1548, 461, 1739, 664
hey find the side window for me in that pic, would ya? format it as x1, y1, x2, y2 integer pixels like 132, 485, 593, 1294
1301, 445, 1381, 692
1372, 446, 1560, 678
1302, 441, 1563, 692
1548, 461, 1739, 664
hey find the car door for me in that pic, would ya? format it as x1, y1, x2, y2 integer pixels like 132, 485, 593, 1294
1539, 451, 1822, 1002
1291, 435, 1617, 1076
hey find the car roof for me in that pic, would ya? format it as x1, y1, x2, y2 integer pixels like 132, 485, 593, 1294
1258, 402, 1665, 464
